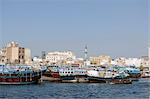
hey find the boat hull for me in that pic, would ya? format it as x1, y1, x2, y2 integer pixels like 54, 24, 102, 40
110, 79, 132, 84
0, 81, 37, 85
88, 77, 107, 83
61, 75, 89, 83
0, 65, 46, 85
88, 76, 132, 84
0, 77, 40, 85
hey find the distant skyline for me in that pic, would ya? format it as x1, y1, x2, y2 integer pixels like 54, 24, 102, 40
0, 0, 149, 58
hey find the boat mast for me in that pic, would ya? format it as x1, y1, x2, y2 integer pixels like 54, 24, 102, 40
2, 64, 4, 74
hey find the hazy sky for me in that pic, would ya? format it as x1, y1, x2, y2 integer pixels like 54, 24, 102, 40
0, 0, 149, 58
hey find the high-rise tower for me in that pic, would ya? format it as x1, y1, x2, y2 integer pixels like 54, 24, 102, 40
148, 47, 150, 65
84, 45, 88, 66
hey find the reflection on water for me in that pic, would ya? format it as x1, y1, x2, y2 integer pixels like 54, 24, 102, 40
0, 78, 150, 99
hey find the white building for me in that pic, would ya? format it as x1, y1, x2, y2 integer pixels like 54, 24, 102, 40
32, 56, 43, 65
46, 51, 76, 64
125, 58, 142, 67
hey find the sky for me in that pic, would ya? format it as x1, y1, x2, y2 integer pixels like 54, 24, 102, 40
0, 0, 149, 58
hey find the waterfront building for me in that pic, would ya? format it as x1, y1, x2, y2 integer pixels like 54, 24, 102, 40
113, 57, 148, 68
0, 41, 31, 64
0, 47, 7, 64
46, 51, 76, 65
114, 57, 126, 66
125, 58, 142, 67
90, 55, 112, 66
24, 48, 32, 65
32, 56, 44, 66
71, 58, 84, 67
140, 56, 149, 68
90, 56, 100, 65
33, 56, 43, 63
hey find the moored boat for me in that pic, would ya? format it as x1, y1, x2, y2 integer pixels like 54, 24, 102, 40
43, 65, 60, 78
0, 64, 46, 85
141, 67, 150, 78
87, 68, 132, 84
59, 66, 88, 83
124, 67, 141, 81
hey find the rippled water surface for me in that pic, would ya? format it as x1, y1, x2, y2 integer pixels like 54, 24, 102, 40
0, 78, 149, 99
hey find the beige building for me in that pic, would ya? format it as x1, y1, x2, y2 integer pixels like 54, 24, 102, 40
46, 51, 76, 65
24, 48, 31, 64
114, 57, 126, 66
90, 55, 112, 66
0, 47, 7, 64
0, 41, 31, 64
